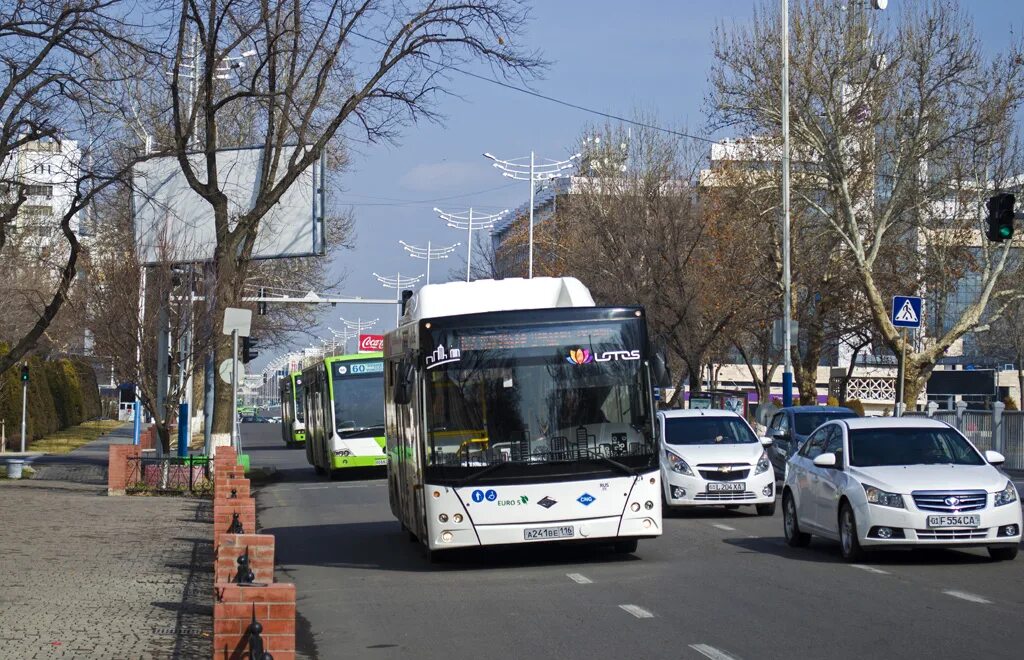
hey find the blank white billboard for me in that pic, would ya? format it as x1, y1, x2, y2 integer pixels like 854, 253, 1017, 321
133, 146, 325, 265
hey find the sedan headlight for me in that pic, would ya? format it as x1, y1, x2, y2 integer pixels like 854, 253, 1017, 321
863, 484, 905, 509
665, 450, 693, 476
755, 450, 771, 475
994, 481, 1018, 507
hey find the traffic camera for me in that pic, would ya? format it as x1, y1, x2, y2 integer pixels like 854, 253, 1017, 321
986, 193, 1015, 243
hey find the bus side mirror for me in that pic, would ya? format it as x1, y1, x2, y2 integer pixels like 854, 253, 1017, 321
393, 362, 415, 406
651, 350, 672, 388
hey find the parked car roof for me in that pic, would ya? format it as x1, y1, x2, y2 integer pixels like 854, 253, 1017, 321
660, 409, 742, 419
841, 417, 948, 430
783, 406, 857, 414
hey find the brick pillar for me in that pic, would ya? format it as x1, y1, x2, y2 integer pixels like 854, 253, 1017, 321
215, 534, 275, 584
107, 444, 141, 496
213, 497, 256, 549
214, 477, 250, 501
214, 583, 296, 660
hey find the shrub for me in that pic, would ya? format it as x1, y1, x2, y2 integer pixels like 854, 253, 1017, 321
1004, 396, 1019, 411
844, 399, 866, 417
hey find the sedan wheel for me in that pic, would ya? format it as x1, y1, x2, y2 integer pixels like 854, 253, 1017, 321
839, 504, 865, 562
783, 493, 810, 547
988, 545, 1019, 561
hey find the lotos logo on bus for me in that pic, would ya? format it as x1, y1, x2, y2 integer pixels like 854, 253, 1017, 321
566, 348, 593, 365
359, 334, 384, 352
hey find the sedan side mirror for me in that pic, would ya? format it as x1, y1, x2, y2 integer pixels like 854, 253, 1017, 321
985, 450, 1006, 466
760, 436, 773, 447
813, 452, 837, 468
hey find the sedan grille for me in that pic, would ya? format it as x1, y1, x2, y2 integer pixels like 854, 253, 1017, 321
694, 491, 757, 501
915, 529, 989, 540
911, 490, 987, 513
697, 465, 750, 482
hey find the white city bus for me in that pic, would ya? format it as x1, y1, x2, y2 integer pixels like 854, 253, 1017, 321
384, 277, 666, 559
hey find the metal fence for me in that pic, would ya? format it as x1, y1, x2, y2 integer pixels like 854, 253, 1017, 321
125, 455, 214, 495
906, 403, 1024, 470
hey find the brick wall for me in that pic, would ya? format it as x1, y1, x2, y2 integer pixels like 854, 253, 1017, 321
215, 534, 275, 585
106, 444, 141, 495
211, 450, 297, 659
213, 583, 296, 660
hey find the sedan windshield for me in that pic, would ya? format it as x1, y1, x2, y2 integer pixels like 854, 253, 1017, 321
849, 427, 985, 467
794, 411, 856, 435
664, 416, 757, 445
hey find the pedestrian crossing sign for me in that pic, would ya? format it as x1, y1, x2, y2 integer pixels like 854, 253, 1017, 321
891, 295, 922, 329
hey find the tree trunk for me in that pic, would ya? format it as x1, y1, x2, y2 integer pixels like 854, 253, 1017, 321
902, 356, 937, 410
210, 232, 246, 442
797, 319, 825, 405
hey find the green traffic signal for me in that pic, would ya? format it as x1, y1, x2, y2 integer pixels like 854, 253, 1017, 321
1000, 225, 1012, 238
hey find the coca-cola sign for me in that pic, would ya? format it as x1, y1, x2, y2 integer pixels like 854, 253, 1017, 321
359, 334, 384, 353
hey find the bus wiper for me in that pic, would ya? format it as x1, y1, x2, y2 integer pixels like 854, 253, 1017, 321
594, 455, 639, 477
337, 425, 385, 439
456, 461, 509, 487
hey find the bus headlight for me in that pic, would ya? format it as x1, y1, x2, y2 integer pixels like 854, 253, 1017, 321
438, 514, 448, 523
440, 531, 454, 543
453, 513, 464, 523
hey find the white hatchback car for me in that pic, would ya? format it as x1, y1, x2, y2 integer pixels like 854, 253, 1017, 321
659, 409, 776, 515
782, 417, 1022, 562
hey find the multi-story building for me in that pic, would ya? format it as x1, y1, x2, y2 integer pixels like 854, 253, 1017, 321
0, 138, 82, 255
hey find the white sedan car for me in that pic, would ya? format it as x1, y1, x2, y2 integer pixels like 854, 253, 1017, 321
659, 409, 776, 515
782, 417, 1022, 562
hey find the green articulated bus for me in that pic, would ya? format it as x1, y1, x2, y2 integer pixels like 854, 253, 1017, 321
302, 352, 386, 477
279, 372, 307, 446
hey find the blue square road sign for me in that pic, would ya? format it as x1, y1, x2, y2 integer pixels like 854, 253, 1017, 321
891, 295, 922, 329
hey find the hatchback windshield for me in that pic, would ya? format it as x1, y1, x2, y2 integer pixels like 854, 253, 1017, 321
664, 416, 757, 445
849, 427, 985, 467
794, 411, 856, 435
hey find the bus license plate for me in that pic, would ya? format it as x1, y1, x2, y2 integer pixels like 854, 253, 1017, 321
927, 514, 980, 528
523, 526, 574, 540
708, 482, 745, 492
374, 458, 387, 466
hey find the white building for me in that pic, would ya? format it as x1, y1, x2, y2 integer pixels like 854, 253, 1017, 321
0, 138, 82, 254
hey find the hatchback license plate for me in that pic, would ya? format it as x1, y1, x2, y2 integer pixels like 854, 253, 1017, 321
926, 514, 981, 528
707, 482, 745, 492
523, 526, 574, 540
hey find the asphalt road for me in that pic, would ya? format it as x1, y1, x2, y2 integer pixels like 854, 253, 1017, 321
241, 423, 1024, 660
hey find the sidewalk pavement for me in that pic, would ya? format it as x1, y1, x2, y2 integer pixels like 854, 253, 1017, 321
0, 425, 213, 659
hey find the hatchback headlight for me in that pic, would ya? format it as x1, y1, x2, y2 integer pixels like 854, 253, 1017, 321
755, 450, 771, 475
665, 450, 693, 476
863, 484, 905, 509
995, 481, 1018, 507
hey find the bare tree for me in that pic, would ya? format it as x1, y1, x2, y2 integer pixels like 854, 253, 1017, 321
0, 0, 153, 375
142, 0, 544, 440
529, 121, 760, 406
710, 0, 1024, 405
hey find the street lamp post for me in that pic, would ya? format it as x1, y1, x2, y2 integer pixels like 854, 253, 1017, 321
399, 240, 459, 284
340, 317, 378, 352
483, 151, 580, 278
433, 208, 508, 281
373, 272, 424, 325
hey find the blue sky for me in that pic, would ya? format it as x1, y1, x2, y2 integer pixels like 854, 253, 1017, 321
275, 0, 1023, 364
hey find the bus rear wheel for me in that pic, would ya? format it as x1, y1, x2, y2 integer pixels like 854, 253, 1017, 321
613, 538, 639, 554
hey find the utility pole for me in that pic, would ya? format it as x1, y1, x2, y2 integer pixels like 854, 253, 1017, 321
399, 240, 459, 285
433, 208, 507, 281
373, 272, 424, 325
781, 0, 793, 407
483, 150, 580, 278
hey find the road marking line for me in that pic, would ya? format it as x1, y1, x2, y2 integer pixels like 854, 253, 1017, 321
712, 524, 736, 531
566, 573, 592, 584
298, 486, 329, 490
619, 604, 655, 618
850, 564, 889, 575
943, 590, 991, 604
690, 643, 740, 660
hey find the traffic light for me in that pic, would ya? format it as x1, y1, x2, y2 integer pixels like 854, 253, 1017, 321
257, 286, 267, 316
20, 363, 29, 383
242, 336, 259, 364
986, 193, 1015, 243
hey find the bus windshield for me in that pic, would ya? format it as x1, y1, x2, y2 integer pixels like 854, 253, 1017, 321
332, 360, 385, 435
425, 320, 654, 470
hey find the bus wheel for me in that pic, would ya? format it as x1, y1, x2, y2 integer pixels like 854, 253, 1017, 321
313, 464, 325, 475
613, 538, 639, 554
